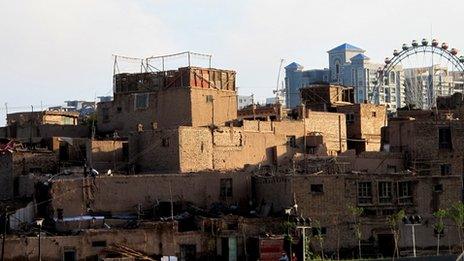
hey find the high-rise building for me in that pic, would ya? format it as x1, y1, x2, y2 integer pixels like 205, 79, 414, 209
404, 65, 457, 109
285, 43, 405, 111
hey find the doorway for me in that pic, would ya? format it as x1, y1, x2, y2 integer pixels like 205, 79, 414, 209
377, 233, 395, 257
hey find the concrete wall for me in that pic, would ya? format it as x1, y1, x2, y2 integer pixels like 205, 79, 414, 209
50, 172, 252, 218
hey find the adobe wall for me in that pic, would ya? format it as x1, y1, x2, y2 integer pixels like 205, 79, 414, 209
190, 88, 237, 127
97, 88, 237, 137
97, 88, 193, 136
178, 127, 213, 172
90, 140, 127, 172
254, 173, 461, 251
129, 129, 181, 173
3, 227, 211, 260
337, 104, 386, 151
212, 126, 294, 170
388, 119, 464, 176
349, 152, 405, 173
0, 153, 13, 200
50, 172, 252, 218
12, 150, 58, 177
127, 111, 347, 173
38, 125, 90, 139
304, 111, 347, 153
0, 151, 57, 200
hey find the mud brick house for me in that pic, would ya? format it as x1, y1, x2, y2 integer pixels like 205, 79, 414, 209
97, 67, 237, 136
300, 84, 387, 153
1, 110, 89, 142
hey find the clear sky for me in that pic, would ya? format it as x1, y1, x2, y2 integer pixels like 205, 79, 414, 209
1, 0, 463, 124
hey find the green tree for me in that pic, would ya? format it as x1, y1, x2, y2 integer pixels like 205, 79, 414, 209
433, 209, 447, 256
348, 205, 364, 259
447, 202, 464, 252
312, 219, 325, 260
387, 209, 405, 260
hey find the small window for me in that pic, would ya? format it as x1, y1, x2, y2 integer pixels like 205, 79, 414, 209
91, 241, 107, 247
63, 248, 76, 261
372, 111, 377, 117
220, 178, 233, 198
358, 182, 372, 205
441, 164, 452, 175
439, 127, 452, 149
206, 95, 214, 103
310, 184, 324, 193
162, 137, 170, 147
434, 184, 443, 193
116, 106, 122, 113
286, 136, 297, 148
135, 93, 149, 109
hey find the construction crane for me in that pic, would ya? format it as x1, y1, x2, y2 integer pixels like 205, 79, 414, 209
273, 58, 285, 105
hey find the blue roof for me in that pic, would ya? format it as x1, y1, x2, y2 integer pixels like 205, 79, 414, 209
285, 62, 303, 70
328, 43, 364, 53
350, 53, 370, 61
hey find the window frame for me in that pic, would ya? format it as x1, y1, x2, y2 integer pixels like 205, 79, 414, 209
357, 181, 373, 205
378, 181, 393, 205
134, 93, 149, 110
397, 181, 413, 205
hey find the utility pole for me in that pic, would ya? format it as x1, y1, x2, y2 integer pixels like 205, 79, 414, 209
4, 103, 7, 137
35, 218, 44, 261
29, 105, 34, 146
403, 215, 422, 258
169, 181, 174, 221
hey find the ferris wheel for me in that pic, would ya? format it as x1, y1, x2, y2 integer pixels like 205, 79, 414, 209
371, 39, 464, 110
